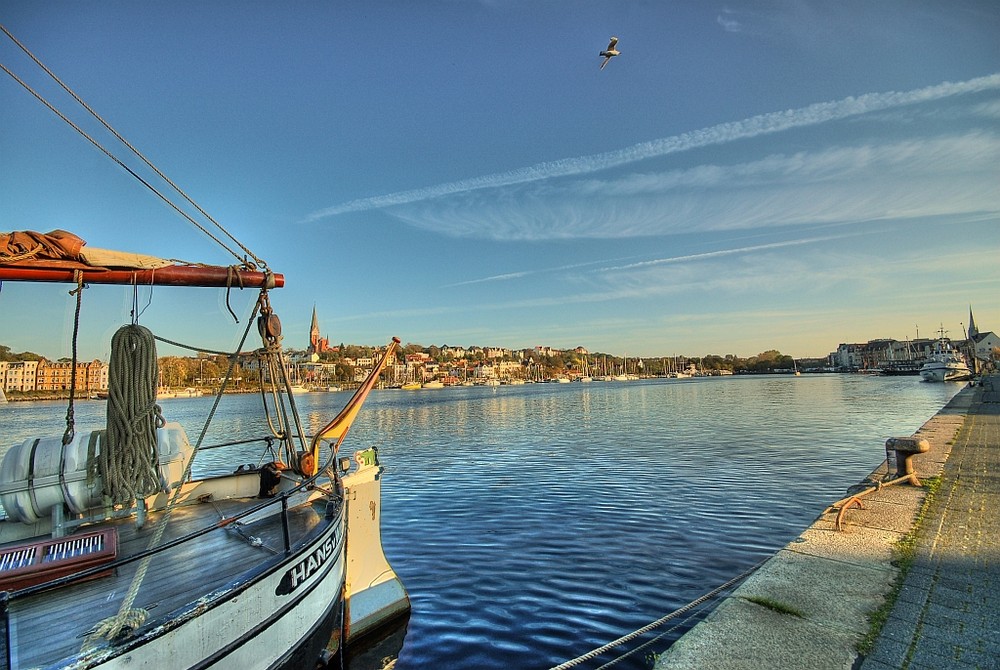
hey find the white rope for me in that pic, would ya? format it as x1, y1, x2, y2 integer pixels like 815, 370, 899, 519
549, 559, 767, 670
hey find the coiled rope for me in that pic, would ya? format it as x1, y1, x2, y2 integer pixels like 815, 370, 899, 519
84, 300, 262, 647
549, 558, 767, 670
100, 324, 165, 505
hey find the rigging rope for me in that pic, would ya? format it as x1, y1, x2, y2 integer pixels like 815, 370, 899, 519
0, 22, 269, 273
0, 241, 43, 262
62, 271, 85, 446
592, 599, 713, 670
100, 324, 165, 505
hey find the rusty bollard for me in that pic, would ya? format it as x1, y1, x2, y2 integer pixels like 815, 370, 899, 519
885, 436, 930, 486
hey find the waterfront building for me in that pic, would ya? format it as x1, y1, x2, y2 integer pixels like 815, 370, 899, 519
440, 345, 467, 359
968, 331, 1000, 366
0, 360, 39, 392
474, 363, 500, 380
833, 338, 943, 371
35, 359, 108, 393
831, 308, 997, 373
474, 360, 522, 379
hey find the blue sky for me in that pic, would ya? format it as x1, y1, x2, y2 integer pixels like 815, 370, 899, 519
2, 1, 999, 362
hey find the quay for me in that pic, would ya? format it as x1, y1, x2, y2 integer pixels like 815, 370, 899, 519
654, 375, 999, 670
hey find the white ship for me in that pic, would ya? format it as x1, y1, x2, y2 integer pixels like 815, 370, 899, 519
919, 341, 972, 382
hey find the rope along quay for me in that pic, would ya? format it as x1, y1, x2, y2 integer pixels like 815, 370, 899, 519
549, 559, 768, 670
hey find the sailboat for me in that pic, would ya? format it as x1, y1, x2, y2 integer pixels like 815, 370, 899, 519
0, 26, 408, 670
612, 354, 630, 381
0, 386, 7, 403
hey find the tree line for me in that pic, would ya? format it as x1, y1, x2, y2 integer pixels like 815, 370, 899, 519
3, 343, 820, 388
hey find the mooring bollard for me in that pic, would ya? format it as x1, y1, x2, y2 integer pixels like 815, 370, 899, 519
885, 436, 930, 485
837, 435, 933, 530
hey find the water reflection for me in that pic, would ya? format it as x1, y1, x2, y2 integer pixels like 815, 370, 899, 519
0, 375, 962, 670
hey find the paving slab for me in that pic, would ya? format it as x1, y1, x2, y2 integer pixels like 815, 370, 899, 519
654, 376, 997, 670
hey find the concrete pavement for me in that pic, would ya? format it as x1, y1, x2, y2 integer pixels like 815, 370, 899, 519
860, 375, 1000, 670
654, 375, 998, 670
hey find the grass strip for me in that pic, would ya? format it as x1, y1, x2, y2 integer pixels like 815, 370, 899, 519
856, 475, 942, 655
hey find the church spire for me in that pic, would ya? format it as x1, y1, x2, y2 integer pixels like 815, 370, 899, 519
309, 305, 320, 351
968, 306, 979, 340
308, 305, 329, 355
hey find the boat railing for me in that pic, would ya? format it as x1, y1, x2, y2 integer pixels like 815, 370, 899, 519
0, 463, 337, 665
3, 471, 328, 601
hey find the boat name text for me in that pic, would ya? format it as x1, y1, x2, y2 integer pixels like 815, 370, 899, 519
275, 526, 342, 596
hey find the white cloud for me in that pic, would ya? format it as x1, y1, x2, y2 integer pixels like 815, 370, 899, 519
387, 131, 1000, 240
597, 235, 855, 272
972, 99, 1000, 119
716, 11, 742, 33
305, 74, 1000, 223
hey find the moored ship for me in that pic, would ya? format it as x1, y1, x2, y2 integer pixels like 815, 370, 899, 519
919, 342, 971, 382
0, 24, 408, 670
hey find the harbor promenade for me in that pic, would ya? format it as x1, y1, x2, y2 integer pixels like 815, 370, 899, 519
655, 375, 999, 670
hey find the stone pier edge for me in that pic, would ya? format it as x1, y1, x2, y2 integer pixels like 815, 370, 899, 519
652, 384, 975, 670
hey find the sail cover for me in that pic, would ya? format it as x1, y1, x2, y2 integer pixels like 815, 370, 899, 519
1, 229, 172, 269
0, 230, 282, 288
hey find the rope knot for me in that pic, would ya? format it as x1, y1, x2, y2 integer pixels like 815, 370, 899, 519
84, 608, 149, 647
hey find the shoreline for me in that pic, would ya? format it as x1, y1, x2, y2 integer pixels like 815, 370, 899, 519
654, 381, 979, 669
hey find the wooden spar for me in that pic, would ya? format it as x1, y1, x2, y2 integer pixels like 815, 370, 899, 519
0, 264, 283, 288
305, 337, 401, 476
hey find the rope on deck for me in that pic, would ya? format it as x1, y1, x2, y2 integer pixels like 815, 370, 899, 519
83, 299, 263, 648
549, 558, 768, 670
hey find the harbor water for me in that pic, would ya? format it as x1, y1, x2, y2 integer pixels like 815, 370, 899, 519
0, 374, 961, 669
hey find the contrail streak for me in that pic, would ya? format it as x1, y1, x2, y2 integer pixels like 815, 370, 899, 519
305, 74, 1000, 221
599, 235, 852, 272
445, 233, 861, 288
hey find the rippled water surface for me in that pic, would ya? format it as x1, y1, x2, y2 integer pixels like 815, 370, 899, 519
0, 375, 961, 669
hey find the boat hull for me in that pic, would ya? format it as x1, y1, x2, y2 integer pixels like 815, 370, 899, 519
3, 497, 348, 670
919, 365, 971, 382
103, 516, 341, 670
342, 455, 410, 645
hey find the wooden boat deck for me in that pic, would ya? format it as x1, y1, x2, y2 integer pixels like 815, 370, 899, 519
3, 489, 332, 669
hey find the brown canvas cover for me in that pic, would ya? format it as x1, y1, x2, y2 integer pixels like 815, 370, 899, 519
0, 230, 86, 264
1, 230, 171, 270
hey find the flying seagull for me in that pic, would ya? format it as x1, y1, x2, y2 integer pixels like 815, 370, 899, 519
599, 36, 620, 70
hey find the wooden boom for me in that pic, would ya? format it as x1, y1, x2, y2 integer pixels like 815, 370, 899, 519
0, 264, 283, 288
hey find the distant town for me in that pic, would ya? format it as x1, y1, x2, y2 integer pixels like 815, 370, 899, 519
2, 308, 996, 397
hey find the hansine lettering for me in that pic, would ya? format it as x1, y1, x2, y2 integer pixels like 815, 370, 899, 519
275, 528, 341, 596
